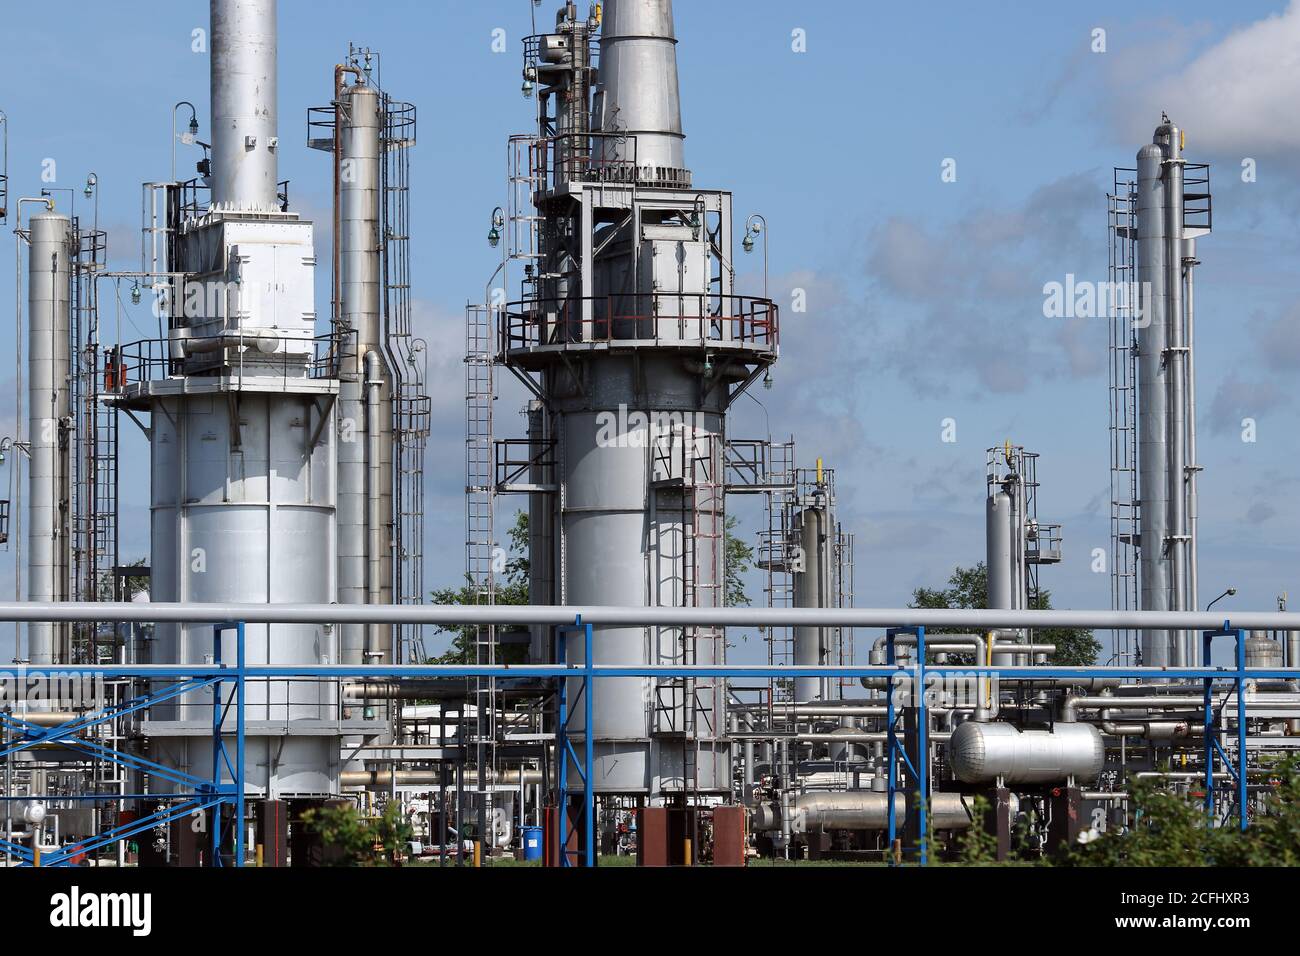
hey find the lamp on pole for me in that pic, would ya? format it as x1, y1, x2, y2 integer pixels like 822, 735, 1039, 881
743, 213, 768, 301
172, 101, 200, 183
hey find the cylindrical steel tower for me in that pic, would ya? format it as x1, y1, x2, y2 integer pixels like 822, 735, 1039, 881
1136, 119, 1189, 669
793, 501, 831, 704
139, 0, 342, 797
335, 81, 394, 670
25, 212, 73, 666
510, 0, 777, 796
593, 0, 690, 186
210, 0, 279, 210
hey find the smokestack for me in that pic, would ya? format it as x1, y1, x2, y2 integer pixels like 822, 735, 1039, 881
210, 0, 279, 209
593, 0, 690, 185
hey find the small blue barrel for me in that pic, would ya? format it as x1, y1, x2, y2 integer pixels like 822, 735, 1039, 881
522, 826, 544, 861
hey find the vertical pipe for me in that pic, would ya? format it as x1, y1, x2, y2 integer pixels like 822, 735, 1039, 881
365, 350, 383, 661
1136, 139, 1172, 668
1163, 123, 1188, 667
337, 82, 391, 668
26, 213, 72, 666
916, 626, 928, 865
1235, 630, 1247, 831
210, 0, 279, 210
1183, 238, 1200, 662
986, 488, 1015, 666
793, 505, 828, 703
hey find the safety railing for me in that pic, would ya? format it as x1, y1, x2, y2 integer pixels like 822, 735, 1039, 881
100, 330, 347, 395
501, 293, 778, 354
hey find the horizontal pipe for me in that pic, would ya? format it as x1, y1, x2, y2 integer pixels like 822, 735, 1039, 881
1, 601, 1299, 631
341, 769, 542, 789
5, 665, 1299, 681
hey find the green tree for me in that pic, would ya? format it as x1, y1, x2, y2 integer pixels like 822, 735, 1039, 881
301, 801, 413, 867
724, 514, 753, 608
429, 511, 530, 664
953, 795, 1000, 864
1062, 757, 1300, 867
911, 562, 1099, 665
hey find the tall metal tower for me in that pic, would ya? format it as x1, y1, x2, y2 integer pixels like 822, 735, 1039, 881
113, 0, 349, 796
1109, 117, 1211, 669
500, 0, 779, 800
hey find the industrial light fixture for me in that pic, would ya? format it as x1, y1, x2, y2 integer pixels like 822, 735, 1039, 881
488, 207, 505, 248
1206, 587, 1237, 612
130, 282, 142, 305
83, 172, 98, 199
763, 369, 773, 390
189, 116, 200, 137
742, 232, 754, 254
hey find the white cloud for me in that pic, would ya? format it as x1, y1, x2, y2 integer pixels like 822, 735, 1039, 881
1113, 2, 1300, 158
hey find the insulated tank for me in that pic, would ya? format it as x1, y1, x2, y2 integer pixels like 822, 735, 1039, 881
948, 721, 1105, 785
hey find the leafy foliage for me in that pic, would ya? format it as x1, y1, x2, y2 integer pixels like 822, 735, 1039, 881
301, 801, 413, 867
724, 514, 753, 608
953, 795, 1000, 864
911, 562, 1100, 665
428, 511, 530, 665
1064, 757, 1300, 866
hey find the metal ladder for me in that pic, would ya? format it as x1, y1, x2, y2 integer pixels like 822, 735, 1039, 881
382, 93, 429, 665
1108, 171, 1141, 665
465, 302, 498, 849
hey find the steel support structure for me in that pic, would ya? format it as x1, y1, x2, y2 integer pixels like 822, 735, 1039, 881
0, 623, 245, 867
885, 626, 928, 865
553, 616, 595, 867
1201, 626, 1249, 832
1, 606, 1295, 867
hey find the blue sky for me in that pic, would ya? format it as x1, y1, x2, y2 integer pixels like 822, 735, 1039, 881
2, 0, 1299, 665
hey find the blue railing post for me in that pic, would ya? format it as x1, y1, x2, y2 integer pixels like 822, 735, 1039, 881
211, 623, 223, 867
235, 620, 247, 866
555, 623, 569, 866
583, 618, 594, 868
1202, 629, 1215, 820
916, 625, 928, 866
1234, 628, 1248, 832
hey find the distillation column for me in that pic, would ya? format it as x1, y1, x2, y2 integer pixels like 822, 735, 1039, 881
334, 81, 394, 672
1136, 119, 1191, 669
514, 0, 776, 796
25, 212, 73, 666
986, 468, 1023, 666
142, 0, 342, 797
793, 489, 832, 704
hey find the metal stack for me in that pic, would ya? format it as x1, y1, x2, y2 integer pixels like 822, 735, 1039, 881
122, 0, 345, 797
500, 0, 779, 797
1111, 118, 1211, 669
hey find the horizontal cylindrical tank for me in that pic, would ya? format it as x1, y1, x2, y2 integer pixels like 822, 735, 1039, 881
948, 720, 1104, 785
752, 791, 981, 834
